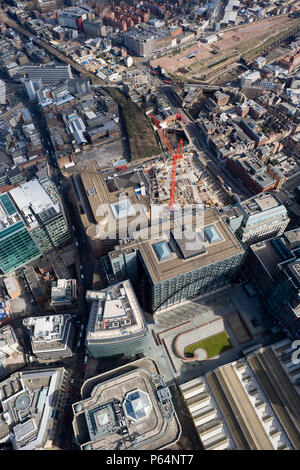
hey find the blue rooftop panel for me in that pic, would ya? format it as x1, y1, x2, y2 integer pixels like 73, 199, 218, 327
204, 225, 222, 244
153, 241, 172, 261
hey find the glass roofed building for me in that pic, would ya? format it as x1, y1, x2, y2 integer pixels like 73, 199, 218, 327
0, 193, 40, 274
0, 178, 72, 274
123, 389, 152, 422
72, 358, 181, 450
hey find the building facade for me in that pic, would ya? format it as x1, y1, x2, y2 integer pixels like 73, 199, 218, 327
226, 193, 289, 247
23, 314, 75, 360
72, 358, 180, 450
85, 279, 148, 358
104, 209, 245, 313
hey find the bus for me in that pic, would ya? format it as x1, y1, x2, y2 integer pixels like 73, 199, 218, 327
117, 165, 128, 172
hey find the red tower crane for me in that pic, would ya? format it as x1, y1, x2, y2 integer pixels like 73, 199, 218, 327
150, 114, 183, 210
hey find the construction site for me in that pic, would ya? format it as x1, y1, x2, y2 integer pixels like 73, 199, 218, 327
143, 151, 227, 209
143, 113, 228, 209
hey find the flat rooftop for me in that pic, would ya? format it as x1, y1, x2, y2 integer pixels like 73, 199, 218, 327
74, 160, 149, 238
86, 279, 147, 343
106, 170, 149, 194
0, 193, 22, 232
9, 178, 61, 228
119, 209, 244, 284
23, 314, 72, 352
72, 358, 180, 450
51, 279, 77, 303
238, 193, 284, 218
0, 368, 66, 450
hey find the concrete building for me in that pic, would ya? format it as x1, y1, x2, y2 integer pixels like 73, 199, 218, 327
247, 228, 300, 338
226, 154, 276, 194
9, 178, 72, 256
50, 279, 78, 313
124, 27, 178, 57
25, 65, 73, 85
0, 325, 24, 378
24, 79, 43, 102
0, 80, 6, 105
104, 209, 245, 313
203, 34, 218, 44
180, 340, 300, 449
72, 357, 180, 450
85, 279, 148, 358
58, 9, 86, 32
23, 314, 75, 360
225, 193, 289, 247
0, 367, 69, 449
71, 160, 149, 257
3, 276, 21, 299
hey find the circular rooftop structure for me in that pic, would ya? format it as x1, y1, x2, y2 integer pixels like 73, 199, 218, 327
15, 393, 31, 411
123, 389, 152, 422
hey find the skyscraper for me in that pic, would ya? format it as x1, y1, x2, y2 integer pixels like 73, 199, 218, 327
0, 80, 6, 105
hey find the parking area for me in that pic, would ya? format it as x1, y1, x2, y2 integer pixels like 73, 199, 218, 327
74, 138, 128, 169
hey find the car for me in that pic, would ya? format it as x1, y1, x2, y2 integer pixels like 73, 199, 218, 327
80, 324, 84, 331
68, 387, 73, 393
77, 340, 81, 348
84, 355, 88, 363
81, 274, 84, 279
79, 332, 83, 338
70, 379, 74, 384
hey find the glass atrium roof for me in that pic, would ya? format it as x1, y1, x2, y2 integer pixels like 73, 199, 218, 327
123, 389, 152, 422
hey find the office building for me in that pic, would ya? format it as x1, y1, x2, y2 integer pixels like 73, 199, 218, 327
58, 9, 87, 32
104, 209, 245, 312
124, 26, 178, 57
24, 267, 47, 305
85, 279, 148, 358
23, 314, 75, 360
0, 80, 6, 105
265, 255, 300, 339
50, 279, 78, 313
180, 340, 300, 449
0, 193, 40, 274
72, 357, 180, 450
71, 160, 149, 257
25, 65, 73, 84
9, 178, 72, 255
247, 228, 300, 338
226, 154, 276, 193
225, 193, 289, 247
0, 367, 69, 449
24, 79, 43, 101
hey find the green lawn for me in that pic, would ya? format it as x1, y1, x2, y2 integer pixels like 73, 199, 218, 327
184, 331, 232, 358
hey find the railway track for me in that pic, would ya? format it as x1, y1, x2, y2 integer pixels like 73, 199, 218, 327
1, 13, 120, 87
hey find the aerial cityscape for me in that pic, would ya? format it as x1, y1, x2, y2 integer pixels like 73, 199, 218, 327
0, 0, 299, 455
